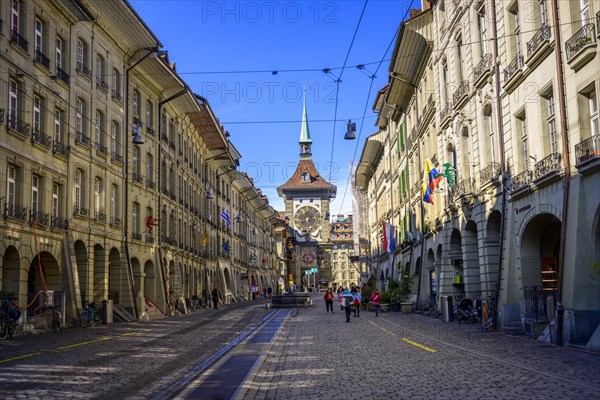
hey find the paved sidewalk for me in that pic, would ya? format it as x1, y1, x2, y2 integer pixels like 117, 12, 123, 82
242, 294, 600, 400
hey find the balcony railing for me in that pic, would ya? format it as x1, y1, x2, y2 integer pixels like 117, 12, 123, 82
5, 204, 27, 220
147, 127, 155, 137
96, 77, 109, 91
146, 235, 155, 244
534, 152, 561, 179
511, 169, 533, 192
146, 179, 156, 190
452, 81, 469, 107
132, 172, 144, 184
575, 134, 600, 163
73, 206, 89, 217
0, 108, 4, 124
169, 142, 176, 151
111, 89, 123, 102
524, 286, 556, 321
111, 152, 123, 163
527, 24, 551, 59
480, 161, 501, 183
76, 62, 90, 78
51, 216, 68, 230
7, 116, 30, 138
31, 210, 51, 225
34, 49, 50, 69
132, 232, 142, 241
53, 141, 70, 157
440, 102, 452, 124
32, 129, 52, 148
504, 55, 523, 83
169, 193, 177, 201
75, 131, 91, 146
110, 217, 122, 227
474, 54, 492, 84
451, 178, 475, 199
94, 211, 106, 222
55, 67, 70, 84
161, 133, 169, 143
565, 23, 596, 62
96, 143, 108, 155
11, 30, 28, 52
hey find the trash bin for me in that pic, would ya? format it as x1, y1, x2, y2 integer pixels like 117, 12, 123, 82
102, 299, 113, 324
441, 296, 453, 322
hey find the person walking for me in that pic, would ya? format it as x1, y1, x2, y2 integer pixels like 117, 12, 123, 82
370, 288, 381, 317
337, 287, 344, 311
342, 289, 353, 322
323, 289, 334, 313
211, 287, 220, 309
352, 287, 361, 317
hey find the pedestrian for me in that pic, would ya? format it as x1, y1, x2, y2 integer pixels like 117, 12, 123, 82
352, 287, 361, 317
262, 287, 268, 299
323, 289, 334, 313
211, 287, 219, 309
370, 288, 382, 317
4, 297, 21, 323
342, 289, 353, 323
337, 287, 344, 311
267, 287, 273, 298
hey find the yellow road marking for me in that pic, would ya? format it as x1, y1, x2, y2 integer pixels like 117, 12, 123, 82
57, 337, 110, 350
402, 338, 437, 353
369, 319, 438, 353
0, 352, 41, 364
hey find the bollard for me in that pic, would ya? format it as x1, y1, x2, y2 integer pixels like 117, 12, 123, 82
556, 302, 564, 346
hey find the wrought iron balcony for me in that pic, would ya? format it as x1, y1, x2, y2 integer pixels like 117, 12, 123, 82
73, 206, 89, 217
169, 193, 177, 201
5, 204, 27, 220
7, 116, 30, 138
111, 89, 123, 102
55, 67, 70, 84
147, 127, 155, 136
51, 216, 68, 230
32, 129, 52, 148
474, 54, 492, 84
34, 49, 50, 69
76, 62, 90, 78
452, 81, 469, 107
480, 162, 501, 184
161, 133, 169, 143
440, 102, 452, 125
146, 235, 155, 244
94, 211, 106, 222
96, 143, 108, 155
132, 171, 144, 184
511, 169, 533, 192
534, 152, 561, 179
53, 141, 70, 157
565, 23, 596, 62
0, 108, 4, 124
132, 232, 142, 241
575, 134, 600, 164
75, 131, 91, 146
527, 24, 551, 59
110, 217, 122, 227
503, 55, 523, 83
111, 152, 123, 163
11, 30, 28, 52
169, 142, 176, 151
451, 178, 475, 199
146, 179, 156, 190
96, 77, 108, 91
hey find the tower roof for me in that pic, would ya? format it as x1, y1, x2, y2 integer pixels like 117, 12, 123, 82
299, 95, 312, 144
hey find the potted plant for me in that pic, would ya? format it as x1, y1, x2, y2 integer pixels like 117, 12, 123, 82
388, 279, 402, 312
398, 265, 415, 313
380, 290, 391, 312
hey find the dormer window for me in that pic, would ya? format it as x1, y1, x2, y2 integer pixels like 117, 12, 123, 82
302, 172, 310, 182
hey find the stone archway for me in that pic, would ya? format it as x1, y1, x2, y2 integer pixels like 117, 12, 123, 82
426, 248, 437, 305
28, 251, 61, 311
449, 229, 464, 296
144, 260, 156, 303
93, 244, 105, 303
131, 258, 142, 300
483, 210, 502, 297
74, 240, 88, 304
520, 213, 561, 290
463, 220, 480, 297
2, 246, 21, 295
108, 247, 124, 305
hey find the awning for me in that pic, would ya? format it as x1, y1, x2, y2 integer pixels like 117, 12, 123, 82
355, 132, 385, 189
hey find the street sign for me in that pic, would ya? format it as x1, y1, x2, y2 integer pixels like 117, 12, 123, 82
311, 267, 318, 273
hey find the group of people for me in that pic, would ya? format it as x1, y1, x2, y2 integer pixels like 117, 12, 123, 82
322, 287, 382, 322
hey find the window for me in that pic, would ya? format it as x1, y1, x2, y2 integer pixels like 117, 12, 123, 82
456, 37, 464, 81
94, 177, 102, 215
56, 37, 63, 70
547, 94, 557, 153
132, 202, 140, 235
442, 58, 449, 104
11, 0, 20, 34
514, 8, 521, 57
96, 54, 104, 86
133, 90, 140, 119
8, 78, 18, 122
75, 169, 83, 211
95, 110, 104, 145
590, 91, 598, 136
52, 183, 59, 218
302, 172, 310, 182
33, 95, 42, 133
517, 114, 529, 171
110, 184, 118, 221
146, 153, 154, 184
133, 146, 140, 177
76, 38, 87, 72
54, 108, 63, 142
478, 8, 488, 56
146, 101, 153, 127
7, 165, 16, 208
484, 105, 496, 164
540, 0, 548, 25
112, 68, 121, 98
581, 0, 590, 24
34, 18, 43, 55
76, 98, 85, 135
31, 175, 39, 215
111, 121, 120, 156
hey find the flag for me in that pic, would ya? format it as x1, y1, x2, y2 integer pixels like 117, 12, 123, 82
382, 222, 395, 253
223, 241, 229, 253
422, 158, 443, 204
220, 207, 231, 228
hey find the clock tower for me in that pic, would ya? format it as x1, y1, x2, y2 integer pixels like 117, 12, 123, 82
277, 97, 336, 288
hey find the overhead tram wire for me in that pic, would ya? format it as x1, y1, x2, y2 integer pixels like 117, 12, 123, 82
327, 0, 369, 186
336, 0, 415, 216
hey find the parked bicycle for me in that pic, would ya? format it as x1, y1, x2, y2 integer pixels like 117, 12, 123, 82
79, 300, 99, 327
0, 308, 17, 340
41, 304, 63, 332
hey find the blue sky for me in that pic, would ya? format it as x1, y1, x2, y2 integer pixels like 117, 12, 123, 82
131, 0, 411, 215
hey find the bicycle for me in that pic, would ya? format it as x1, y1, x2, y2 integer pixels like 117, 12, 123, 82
0, 308, 17, 340
79, 300, 99, 327
479, 296, 496, 331
46, 305, 63, 332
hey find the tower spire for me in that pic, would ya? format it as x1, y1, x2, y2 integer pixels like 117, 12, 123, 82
299, 88, 312, 159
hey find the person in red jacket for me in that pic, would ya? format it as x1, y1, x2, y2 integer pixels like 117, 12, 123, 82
370, 288, 382, 317
323, 289, 334, 313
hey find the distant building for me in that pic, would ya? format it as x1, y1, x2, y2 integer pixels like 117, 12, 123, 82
330, 215, 358, 289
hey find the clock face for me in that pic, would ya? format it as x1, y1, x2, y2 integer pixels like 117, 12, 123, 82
301, 250, 317, 266
294, 206, 321, 233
